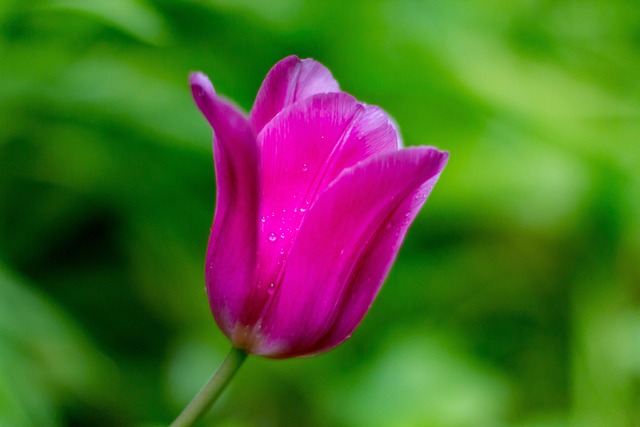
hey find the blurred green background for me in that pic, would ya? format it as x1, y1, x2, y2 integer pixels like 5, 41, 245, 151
1, 0, 639, 426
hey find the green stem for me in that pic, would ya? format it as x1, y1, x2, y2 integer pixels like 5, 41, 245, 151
170, 347, 247, 427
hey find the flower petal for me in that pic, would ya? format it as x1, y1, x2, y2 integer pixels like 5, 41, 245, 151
249, 56, 341, 133
258, 93, 400, 218
247, 93, 401, 330
311, 159, 447, 354
190, 72, 260, 339
256, 147, 448, 357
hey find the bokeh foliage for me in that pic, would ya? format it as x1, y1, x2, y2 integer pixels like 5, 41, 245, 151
0, 0, 639, 426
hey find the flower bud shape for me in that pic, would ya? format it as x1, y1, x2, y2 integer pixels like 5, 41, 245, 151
190, 56, 448, 358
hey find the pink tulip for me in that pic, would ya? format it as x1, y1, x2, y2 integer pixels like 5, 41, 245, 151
190, 56, 448, 358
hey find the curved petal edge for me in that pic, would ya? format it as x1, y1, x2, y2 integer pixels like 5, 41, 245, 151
256, 147, 448, 357
191, 72, 261, 339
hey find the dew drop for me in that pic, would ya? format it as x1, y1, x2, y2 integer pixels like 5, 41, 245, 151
268, 233, 277, 242
299, 207, 306, 213
280, 232, 286, 239
302, 163, 308, 172
260, 216, 266, 223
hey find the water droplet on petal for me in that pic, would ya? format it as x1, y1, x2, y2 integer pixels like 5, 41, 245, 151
260, 216, 266, 223
302, 163, 308, 172
268, 233, 277, 242
299, 207, 306, 213
280, 232, 286, 238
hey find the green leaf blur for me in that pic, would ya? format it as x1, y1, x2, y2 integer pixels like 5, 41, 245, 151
0, 1, 638, 426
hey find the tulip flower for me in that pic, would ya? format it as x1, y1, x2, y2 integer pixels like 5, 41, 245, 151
172, 55, 447, 426
189, 55, 448, 358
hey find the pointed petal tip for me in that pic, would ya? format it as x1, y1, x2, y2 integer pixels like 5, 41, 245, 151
189, 72, 222, 126
189, 71, 212, 87
434, 148, 450, 172
250, 55, 341, 132
281, 55, 330, 71
411, 146, 449, 177
189, 71, 216, 100
278, 54, 321, 64
431, 146, 449, 166
279, 55, 323, 66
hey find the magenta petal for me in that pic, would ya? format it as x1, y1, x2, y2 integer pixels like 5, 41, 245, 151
249, 56, 341, 133
257, 147, 448, 357
312, 161, 446, 354
252, 93, 400, 311
257, 93, 400, 214
190, 72, 260, 340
